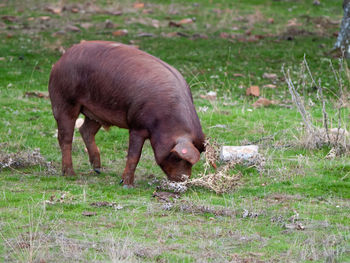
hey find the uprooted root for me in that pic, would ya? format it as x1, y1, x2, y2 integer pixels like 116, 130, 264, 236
0, 148, 55, 173
158, 160, 242, 194
203, 137, 220, 170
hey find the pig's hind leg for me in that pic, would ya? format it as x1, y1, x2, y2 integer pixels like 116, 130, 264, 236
122, 129, 148, 188
79, 117, 102, 174
54, 105, 81, 176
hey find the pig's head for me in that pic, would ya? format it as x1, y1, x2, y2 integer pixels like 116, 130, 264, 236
158, 139, 201, 182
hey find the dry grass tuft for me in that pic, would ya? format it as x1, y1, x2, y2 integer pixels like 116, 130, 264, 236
187, 160, 242, 194
283, 57, 350, 157
0, 148, 55, 173
158, 138, 242, 194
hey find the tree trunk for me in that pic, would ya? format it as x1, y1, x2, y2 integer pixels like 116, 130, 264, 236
334, 0, 350, 57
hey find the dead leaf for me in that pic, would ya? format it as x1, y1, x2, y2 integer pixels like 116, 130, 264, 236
142, 9, 153, 14
65, 25, 81, 32
263, 84, 277, 89
246, 86, 260, 97
169, 18, 194, 28
71, 7, 79, 13
179, 18, 194, 24
263, 73, 277, 79
169, 21, 182, 27
82, 211, 97, 217
177, 32, 190, 38
44, 6, 62, 14
163, 32, 178, 38
39, 16, 51, 21
112, 29, 128, 36
2, 15, 18, 22
52, 31, 66, 37
133, 2, 145, 9
24, 91, 49, 99
252, 97, 277, 108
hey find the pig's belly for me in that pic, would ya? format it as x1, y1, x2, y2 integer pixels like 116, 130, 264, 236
81, 104, 129, 129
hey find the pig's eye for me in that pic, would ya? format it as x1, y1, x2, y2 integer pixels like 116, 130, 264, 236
170, 153, 182, 162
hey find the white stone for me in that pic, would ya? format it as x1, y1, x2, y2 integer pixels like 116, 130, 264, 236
219, 145, 259, 162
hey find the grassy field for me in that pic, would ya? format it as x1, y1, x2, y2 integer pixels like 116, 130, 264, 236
1, 0, 350, 262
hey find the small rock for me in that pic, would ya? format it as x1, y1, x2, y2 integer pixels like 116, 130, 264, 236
252, 97, 277, 108
220, 145, 259, 162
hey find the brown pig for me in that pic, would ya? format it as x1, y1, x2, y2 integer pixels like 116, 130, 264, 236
48, 41, 205, 187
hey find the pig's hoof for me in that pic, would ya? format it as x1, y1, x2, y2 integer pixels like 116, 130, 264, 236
123, 184, 134, 189
94, 168, 101, 174
119, 179, 124, 185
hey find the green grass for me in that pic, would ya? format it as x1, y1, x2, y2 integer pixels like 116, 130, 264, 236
1, 0, 350, 262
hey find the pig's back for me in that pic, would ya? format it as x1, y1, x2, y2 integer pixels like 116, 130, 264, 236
49, 41, 197, 131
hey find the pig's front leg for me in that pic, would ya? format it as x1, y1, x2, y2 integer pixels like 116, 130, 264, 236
122, 129, 148, 188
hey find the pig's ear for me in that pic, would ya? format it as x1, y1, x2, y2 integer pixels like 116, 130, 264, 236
171, 141, 200, 165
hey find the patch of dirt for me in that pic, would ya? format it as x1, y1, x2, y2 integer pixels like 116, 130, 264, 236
280, 27, 315, 40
